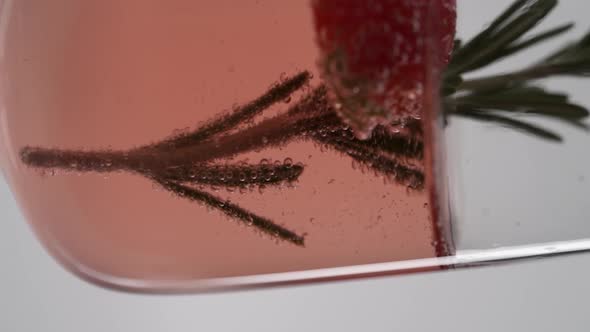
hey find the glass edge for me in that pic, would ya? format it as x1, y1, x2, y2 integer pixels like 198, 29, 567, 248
58, 238, 590, 294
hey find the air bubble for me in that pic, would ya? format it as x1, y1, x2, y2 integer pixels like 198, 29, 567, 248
246, 216, 254, 226
283, 158, 293, 168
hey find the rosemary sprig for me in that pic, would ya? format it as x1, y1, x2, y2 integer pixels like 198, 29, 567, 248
444, 0, 590, 141
18, 0, 590, 250
20, 73, 423, 247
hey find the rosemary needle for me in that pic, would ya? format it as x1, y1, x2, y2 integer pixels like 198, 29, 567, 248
152, 71, 312, 151
155, 178, 305, 247
159, 163, 305, 187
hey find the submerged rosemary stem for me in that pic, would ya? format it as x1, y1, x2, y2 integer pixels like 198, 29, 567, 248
20, 86, 336, 175
20, 147, 129, 173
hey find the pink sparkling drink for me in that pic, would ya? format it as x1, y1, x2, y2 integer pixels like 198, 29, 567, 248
0, 0, 451, 290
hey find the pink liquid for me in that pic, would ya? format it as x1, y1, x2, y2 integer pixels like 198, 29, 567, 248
0, 1, 450, 285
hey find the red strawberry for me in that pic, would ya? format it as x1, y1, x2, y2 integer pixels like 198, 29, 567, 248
312, 0, 456, 138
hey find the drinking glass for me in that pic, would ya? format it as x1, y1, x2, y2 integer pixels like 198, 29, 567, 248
0, 0, 588, 292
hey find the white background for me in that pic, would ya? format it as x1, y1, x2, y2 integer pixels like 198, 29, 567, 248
2, 1, 590, 331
